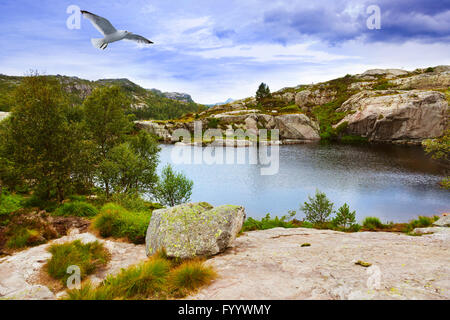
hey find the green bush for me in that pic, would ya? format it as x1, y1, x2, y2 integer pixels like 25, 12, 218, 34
53, 201, 99, 217
280, 105, 301, 113
110, 192, 157, 212
93, 203, 152, 244
6, 228, 45, 248
207, 118, 220, 129
405, 216, 439, 233
0, 193, 24, 216
46, 240, 110, 286
23, 195, 58, 212
331, 203, 356, 230
301, 190, 334, 225
362, 217, 385, 230
242, 211, 296, 232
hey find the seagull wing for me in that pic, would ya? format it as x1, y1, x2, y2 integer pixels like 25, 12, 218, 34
81, 10, 117, 35
124, 33, 154, 45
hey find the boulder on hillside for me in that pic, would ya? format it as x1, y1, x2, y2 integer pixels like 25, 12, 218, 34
145, 202, 246, 259
275, 114, 320, 140
334, 90, 448, 143
295, 89, 336, 112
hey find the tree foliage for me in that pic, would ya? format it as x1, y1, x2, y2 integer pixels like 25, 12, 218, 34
154, 164, 193, 207
256, 82, 271, 104
331, 203, 356, 229
300, 190, 334, 224
0, 75, 86, 201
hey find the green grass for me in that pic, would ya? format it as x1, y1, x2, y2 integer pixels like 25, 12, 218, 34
6, 228, 44, 248
93, 203, 152, 244
362, 217, 386, 230
46, 240, 110, 286
405, 216, 439, 233
64, 253, 216, 300
52, 201, 99, 217
241, 213, 297, 232
0, 193, 24, 216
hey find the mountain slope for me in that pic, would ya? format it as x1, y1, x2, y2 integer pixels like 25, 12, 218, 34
0, 75, 207, 120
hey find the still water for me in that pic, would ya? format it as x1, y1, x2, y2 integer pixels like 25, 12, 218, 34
156, 143, 449, 223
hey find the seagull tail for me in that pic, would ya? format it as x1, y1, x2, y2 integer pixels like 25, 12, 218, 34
91, 38, 106, 50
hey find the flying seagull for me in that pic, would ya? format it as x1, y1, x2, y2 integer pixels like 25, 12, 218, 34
81, 10, 153, 50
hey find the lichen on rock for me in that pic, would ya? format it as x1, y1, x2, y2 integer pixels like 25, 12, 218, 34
145, 202, 246, 259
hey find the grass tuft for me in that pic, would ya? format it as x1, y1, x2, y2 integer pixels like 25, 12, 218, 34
362, 217, 386, 231
53, 201, 99, 217
64, 251, 216, 300
169, 259, 216, 294
46, 240, 110, 286
92, 203, 152, 244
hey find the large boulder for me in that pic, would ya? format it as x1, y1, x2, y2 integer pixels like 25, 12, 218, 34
334, 90, 448, 143
274, 114, 320, 140
145, 202, 246, 259
433, 215, 450, 227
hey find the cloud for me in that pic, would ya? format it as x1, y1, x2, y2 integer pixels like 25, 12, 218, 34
260, 0, 450, 44
0, 0, 449, 104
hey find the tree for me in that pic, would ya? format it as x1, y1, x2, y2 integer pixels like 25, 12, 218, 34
154, 164, 193, 207
97, 131, 160, 195
332, 203, 356, 229
423, 129, 449, 189
256, 83, 271, 104
0, 75, 85, 202
83, 86, 133, 197
300, 190, 334, 224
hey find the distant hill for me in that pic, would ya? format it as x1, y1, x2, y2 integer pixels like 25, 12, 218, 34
0, 74, 206, 120
206, 98, 235, 107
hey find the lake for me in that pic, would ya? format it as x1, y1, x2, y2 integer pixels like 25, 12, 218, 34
155, 143, 449, 223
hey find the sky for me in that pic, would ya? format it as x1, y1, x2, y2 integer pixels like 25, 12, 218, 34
0, 0, 449, 104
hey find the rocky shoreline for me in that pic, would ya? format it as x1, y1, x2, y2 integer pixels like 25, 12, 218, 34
136, 67, 449, 146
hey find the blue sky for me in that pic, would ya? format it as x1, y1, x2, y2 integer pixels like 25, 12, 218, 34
0, 0, 449, 104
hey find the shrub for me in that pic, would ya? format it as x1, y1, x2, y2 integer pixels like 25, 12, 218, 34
207, 118, 220, 129
46, 240, 110, 286
169, 259, 216, 294
241, 211, 296, 232
53, 201, 98, 217
154, 165, 193, 207
301, 190, 334, 225
93, 203, 151, 244
0, 193, 23, 216
405, 215, 439, 233
373, 79, 394, 90
6, 228, 44, 248
332, 203, 356, 229
23, 195, 58, 212
110, 192, 155, 212
280, 105, 301, 113
362, 217, 385, 230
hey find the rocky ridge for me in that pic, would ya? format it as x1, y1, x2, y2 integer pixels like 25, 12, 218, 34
137, 66, 449, 145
